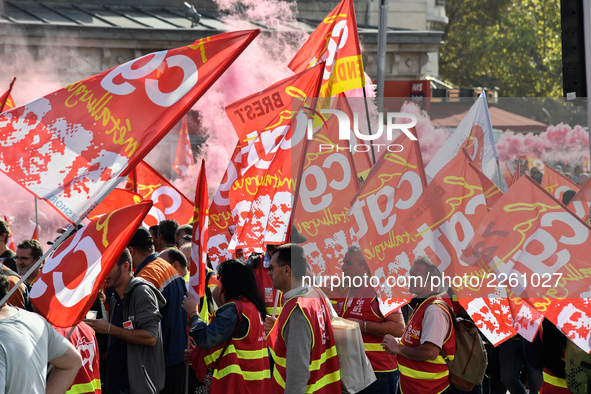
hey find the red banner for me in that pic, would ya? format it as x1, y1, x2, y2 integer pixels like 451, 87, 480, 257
566, 178, 591, 223
526, 153, 580, 201
126, 161, 194, 228
226, 65, 324, 249
207, 145, 240, 268
461, 176, 591, 317
30, 201, 152, 327
87, 188, 143, 220
189, 160, 208, 299
403, 150, 514, 344
509, 160, 521, 188
0, 30, 258, 223
292, 95, 370, 276
288, 0, 364, 97
173, 116, 194, 178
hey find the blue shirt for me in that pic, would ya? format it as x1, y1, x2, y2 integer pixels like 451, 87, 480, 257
107, 292, 129, 391
187, 302, 249, 349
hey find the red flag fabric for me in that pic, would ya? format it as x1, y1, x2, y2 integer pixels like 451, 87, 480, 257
345, 129, 427, 313
288, 0, 364, 97
30, 201, 152, 327
526, 153, 580, 200
125, 161, 194, 227
566, 178, 591, 223
173, 116, 194, 178
500, 161, 513, 189
207, 144, 241, 268
207, 65, 324, 266
399, 150, 515, 344
0, 30, 258, 223
545, 298, 591, 353
226, 65, 324, 249
87, 188, 143, 220
509, 160, 521, 187
460, 175, 591, 318
189, 159, 208, 299
292, 95, 371, 277
0, 77, 16, 113
3, 216, 15, 252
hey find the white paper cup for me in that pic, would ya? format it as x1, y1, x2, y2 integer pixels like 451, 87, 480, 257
86, 310, 98, 319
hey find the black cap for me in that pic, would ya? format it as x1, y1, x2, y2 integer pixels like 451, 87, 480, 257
290, 225, 308, 244
128, 227, 153, 247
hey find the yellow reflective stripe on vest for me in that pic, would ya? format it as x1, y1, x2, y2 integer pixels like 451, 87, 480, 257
310, 345, 338, 371
543, 371, 568, 388
398, 363, 449, 380
273, 368, 340, 392
305, 370, 341, 393
204, 344, 268, 365
364, 343, 386, 352
271, 345, 337, 370
269, 346, 286, 368
273, 367, 286, 388
212, 364, 270, 381
66, 378, 101, 394
427, 354, 453, 365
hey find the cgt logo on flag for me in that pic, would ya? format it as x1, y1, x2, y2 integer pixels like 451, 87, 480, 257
30, 201, 152, 327
306, 108, 417, 153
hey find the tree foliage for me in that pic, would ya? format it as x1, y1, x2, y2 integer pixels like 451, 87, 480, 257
440, 0, 563, 97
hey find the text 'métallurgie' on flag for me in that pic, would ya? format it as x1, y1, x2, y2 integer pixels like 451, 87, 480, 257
0, 30, 259, 224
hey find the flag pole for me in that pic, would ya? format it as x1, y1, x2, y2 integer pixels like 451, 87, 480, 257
362, 88, 376, 165
35, 197, 39, 240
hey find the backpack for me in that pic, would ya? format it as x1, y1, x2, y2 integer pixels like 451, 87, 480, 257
435, 300, 488, 391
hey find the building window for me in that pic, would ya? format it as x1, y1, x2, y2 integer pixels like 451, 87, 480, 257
436, 0, 445, 6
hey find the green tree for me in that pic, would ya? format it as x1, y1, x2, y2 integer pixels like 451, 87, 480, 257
440, 0, 562, 97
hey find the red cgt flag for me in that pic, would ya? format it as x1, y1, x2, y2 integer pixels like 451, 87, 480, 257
291, 94, 372, 278
461, 176, 591, 315
173, 116, 194, 178
207, 144, 240, 268
288, 0, 364, 97
30, 201, 152, 327
125, 161, 194, 228
87, 188, 143, 220
227, 65, 323, 249
0, 30, 258, 224
189, 159, 208, 299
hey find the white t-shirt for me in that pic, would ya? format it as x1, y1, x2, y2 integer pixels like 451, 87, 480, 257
419, 303, 451, 349
0, 308, 71, 394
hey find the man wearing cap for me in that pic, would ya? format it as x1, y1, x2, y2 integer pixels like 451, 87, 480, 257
127, 227, 188, 394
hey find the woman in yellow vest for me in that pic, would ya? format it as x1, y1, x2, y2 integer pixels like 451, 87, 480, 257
182, 259, 271, 393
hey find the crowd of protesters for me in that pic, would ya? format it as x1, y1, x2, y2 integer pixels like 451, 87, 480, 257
0, 164, 590, 394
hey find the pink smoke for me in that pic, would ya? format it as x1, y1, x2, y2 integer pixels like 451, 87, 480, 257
175, 0, 309, 198
497, 123, 590, 165
400, 101, 450, 164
